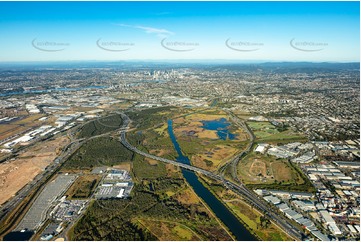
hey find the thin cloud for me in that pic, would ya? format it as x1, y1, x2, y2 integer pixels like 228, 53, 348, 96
116, 23, 174, 38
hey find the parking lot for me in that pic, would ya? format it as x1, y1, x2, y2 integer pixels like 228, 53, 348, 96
15, 174, 77, 231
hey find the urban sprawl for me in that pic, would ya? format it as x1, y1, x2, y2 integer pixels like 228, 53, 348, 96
0, 62, 359, 241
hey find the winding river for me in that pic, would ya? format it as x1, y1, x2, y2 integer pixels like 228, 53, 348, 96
167, 119, 256, 241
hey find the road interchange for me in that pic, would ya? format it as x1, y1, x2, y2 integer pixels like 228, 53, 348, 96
119, 112, 305, 241
1, 111, 304, 240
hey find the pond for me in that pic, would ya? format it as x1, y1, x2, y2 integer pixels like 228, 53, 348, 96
167, 119, 256, 241
201, 118, 237, 140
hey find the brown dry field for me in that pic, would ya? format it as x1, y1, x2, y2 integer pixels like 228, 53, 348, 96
184, 113, 227, 121
0, 114, 49, 141
135, 218, 201, 241
0, 136, 69, 205
69, 106, 96, 112
113, 162, 132, 171
192, 145, 239, 171
165, 163, 180, 177
249, 160, 267, 176
232, 111, 253, 120
146, 157, 159, 166
238, 151, 302, 184
238, 154, 274, 184
13, 114, 44, 125
0, 125, 31, 141
173, 117, 218, 139
232, 130, 249, 141
197, 129, 219, 139
175, 187, 200, 206
271, 161, 293, 182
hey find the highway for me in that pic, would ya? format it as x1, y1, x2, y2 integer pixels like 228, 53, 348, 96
119, 112, 304, 241
218, 110, 256, 182
0, 114, 117, 235
1, 111, 304, 240
0, 138, 84, 235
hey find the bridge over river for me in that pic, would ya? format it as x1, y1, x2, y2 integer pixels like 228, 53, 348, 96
118, 112, 304, 241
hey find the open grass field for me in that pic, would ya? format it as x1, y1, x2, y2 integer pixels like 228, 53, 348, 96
145, 157, 159, 166
249, 160, 267, 177
271, 161, 295, 181
232, 110, 254, 120
66, 174, 101, 199
174, 187, 200, 205
134, 218, 201, 241
191, 144, 240, 170
247, 121, 306, 142
237, 150, 314, 192
113, 162, 132, 172
154, 123, 168, 136
238, 151, 301, 184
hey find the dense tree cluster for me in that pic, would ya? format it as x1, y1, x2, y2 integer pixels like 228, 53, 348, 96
78, 114, 123, 138
64, 137, 134, 169
70, 178, 229, 240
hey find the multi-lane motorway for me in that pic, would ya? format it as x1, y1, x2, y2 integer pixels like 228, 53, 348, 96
119, 112, 304, 241
0, 115, 116, 236
0, 137, 84, 238
217, 110, 256, 181
1, 111, 304, 240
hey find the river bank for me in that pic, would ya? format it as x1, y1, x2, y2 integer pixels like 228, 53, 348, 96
167, 119, 257, 241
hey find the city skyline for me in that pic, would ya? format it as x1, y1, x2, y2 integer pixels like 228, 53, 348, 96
0, 1, 359, 62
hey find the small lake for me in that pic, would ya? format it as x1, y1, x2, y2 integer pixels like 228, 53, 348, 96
167, 119, 256, 241
201, 118, 237, 140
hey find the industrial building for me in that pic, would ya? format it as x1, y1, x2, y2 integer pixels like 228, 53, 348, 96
94, 169, 133, 199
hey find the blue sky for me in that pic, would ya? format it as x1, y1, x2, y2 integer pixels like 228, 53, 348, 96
0, 1, 359, 62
